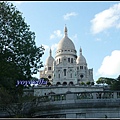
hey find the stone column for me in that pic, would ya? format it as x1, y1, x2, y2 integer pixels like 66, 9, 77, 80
92, 92, 97, 99
113, 92, 117, 99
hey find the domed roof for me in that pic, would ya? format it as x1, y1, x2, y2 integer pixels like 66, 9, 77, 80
55, 26, 77, 58
76, 55, 86, 64
46, 49, 54, 65
46, 56, 54, 65
76, 48, 87, 64
57, 36, 75, 51
57, 26, 75, 51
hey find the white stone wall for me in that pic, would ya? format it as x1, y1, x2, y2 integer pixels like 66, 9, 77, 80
34, 86, 103, 96
53, 55, 77, 85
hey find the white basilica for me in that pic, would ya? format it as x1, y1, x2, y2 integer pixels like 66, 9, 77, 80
40, 26, 94, 85
23, 26, 108, 118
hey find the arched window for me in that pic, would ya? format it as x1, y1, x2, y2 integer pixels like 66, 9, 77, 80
64, 69, 66, 76
80, 74, 84, 79
63, 82, 67, 85
71, 58, 73, 63
58, 74, 60, 78
68, 58, 70, 62
69, 81, 73, 85
70, 73, 72, 78
48, 67, 51, 70
48, 75, 51, 79
59, 58, 60, 63
80, 66, 83, 69
56, 82, 61, 85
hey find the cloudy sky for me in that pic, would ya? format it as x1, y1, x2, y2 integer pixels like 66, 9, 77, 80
9, 1, 120, 83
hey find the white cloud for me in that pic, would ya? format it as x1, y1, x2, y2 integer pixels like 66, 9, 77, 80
50, 30, 62, 39
91, 3, 120, 34
116, 23, 120, 28
63, 12, 78, 20
50, 34, 55, 39
98, 50, 120, 77
42, 43, 58, 56
42, 44, 49, 51
51, 43, 58, 51
95, 38, 102, 41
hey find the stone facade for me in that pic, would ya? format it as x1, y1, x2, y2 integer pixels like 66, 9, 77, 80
27, 26, 119, 118
40, 26, 93, 86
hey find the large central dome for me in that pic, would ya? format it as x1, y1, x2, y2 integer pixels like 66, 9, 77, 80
57, 36, 75, 50
57, 26, 75, 50
55, 26, 77, 58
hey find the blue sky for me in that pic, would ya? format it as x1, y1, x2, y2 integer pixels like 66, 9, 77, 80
9, 1, 120, 83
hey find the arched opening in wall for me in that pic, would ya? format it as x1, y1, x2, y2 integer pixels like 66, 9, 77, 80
63, 82, 67, 86
66, 91, 72, 94
48, 67, 51, 70
56, 82, 61, 85
48, 92, 55, 95
80, 74, 84, 79
70, 73, 72, 78
58, 74, 60, 78
80, 66, 83, 69
47, 82, 51, 86
68, 58, 70, 62
48, 75, 51, 79
71, 58, 73, 63
69, 81, 74, 86
63, 69, 66, 76
59, 58, 60, 63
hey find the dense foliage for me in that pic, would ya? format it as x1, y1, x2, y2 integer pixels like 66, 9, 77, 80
0, 1, 44, 89
0, 1, 45, 117
96, 75, 120, 90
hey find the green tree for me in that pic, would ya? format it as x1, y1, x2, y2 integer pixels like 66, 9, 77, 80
111, 75, 120, 90
81, 82, 85, 85
96, 77, 115, 86
0, 86, 39, 117
96, 76, 120, 90
0, 1, 45, 117
96, 77, 106, 85
0, 1, 44, 90
86, 81, 91, 85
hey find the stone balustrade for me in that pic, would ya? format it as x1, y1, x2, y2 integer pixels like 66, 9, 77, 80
36, 91, 120, 103
1, 90, 120, 118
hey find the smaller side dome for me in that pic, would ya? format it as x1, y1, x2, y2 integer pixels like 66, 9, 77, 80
46, 48, 54, 66
76, 55, 86, 64
76, 47, 87, 64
